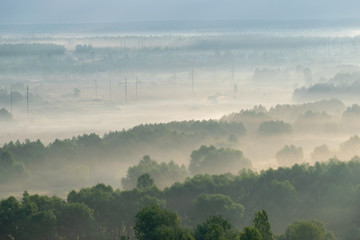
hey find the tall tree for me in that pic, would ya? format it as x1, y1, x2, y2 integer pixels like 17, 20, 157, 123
239, 227, 262, 240
253, 210, 273, 240
137, 173, 155, 190
134, 204, 193, 240
194, 215, 237, 240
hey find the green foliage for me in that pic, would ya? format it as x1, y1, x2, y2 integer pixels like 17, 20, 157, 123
272, 99, 345, 120
194, 215, 238, 240
67, 183, 113, 237
258, 121, 292, 136
0, 193, 65, 240
137, 173, 155, 190
0, 196, 22, 239
284, 219, 334, 240
57, 202, 97, 240
220, 107, 270, 133
2, 157, 360, 239
189, 145, 251, 175
0, 119, 247, 189
0, 151, 28, 183
122, 155, 189, 190
2, 139, 46, 168
134, 204, 190, 240
240, 227, 263, 240
253, 210, 274, 240
191, 193, 244, 226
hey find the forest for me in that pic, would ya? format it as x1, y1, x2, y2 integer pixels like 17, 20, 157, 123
2, 157, 360, 240
2, 98, 360, 196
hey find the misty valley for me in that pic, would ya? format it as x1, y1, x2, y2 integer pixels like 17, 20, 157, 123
2, 21, 360, 240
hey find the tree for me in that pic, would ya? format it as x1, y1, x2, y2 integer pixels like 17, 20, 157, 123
0, 196, 22, 239
191, 193, 244, 226
285, 219, 336, 240
0, 108, 12, 121
311, 145, 333, 163
194, 215, 237, 240
134, 204, 192, 240
189, 145, 251, 175
57, 202, 97, 240
276, 145, 304, 166
253, 210, 273, 240
122, 155, 189, 190
137, 173, 155, 190
239, 227, 262, 240
67, 183, 113, 237
257, 121, 292, 136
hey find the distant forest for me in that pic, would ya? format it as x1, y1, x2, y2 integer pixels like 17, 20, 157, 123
2, 99, 360, 239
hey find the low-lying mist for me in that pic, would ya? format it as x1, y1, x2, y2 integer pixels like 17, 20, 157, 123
1, 22, 360, 200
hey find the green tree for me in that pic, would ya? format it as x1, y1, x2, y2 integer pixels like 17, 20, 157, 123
194, 215, 237, 240
67, 183, 113, 237
122, 155, 189, 190
239, 227, 262, 240
191, 193, 244, 226
0, 196, 22, 239
285, 219, 336, 240
134, 204, 192, 240
137, 173, 155, 190
57, 202, 97, 240
189, 145, 251, 175
253, 210, 273, 240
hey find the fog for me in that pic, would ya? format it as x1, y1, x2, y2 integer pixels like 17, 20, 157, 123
1, 22, 360, 196
3, 19, 360, 239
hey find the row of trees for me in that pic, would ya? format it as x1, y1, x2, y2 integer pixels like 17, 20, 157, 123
121, 146, 251, 190
0, 43, 66, 56
2, 158, 360, 239
0, 187, 335, 240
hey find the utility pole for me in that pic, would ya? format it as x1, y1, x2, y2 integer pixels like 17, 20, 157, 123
26, 85, 29, 116
125, 76, 128, 104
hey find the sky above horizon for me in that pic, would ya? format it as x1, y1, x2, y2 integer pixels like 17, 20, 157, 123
1, 0, 360, 24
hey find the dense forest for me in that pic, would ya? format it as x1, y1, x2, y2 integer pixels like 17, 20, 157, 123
3, 158, 360, 239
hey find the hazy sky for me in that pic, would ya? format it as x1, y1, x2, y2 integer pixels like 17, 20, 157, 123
1, 0, 360, 24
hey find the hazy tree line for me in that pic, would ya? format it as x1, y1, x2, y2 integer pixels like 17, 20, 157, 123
1, 31, 359, 75
0, 43, 65, 56
0, 120, 247, 191
2, 100, 360, 190
5, 157, 360, 239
